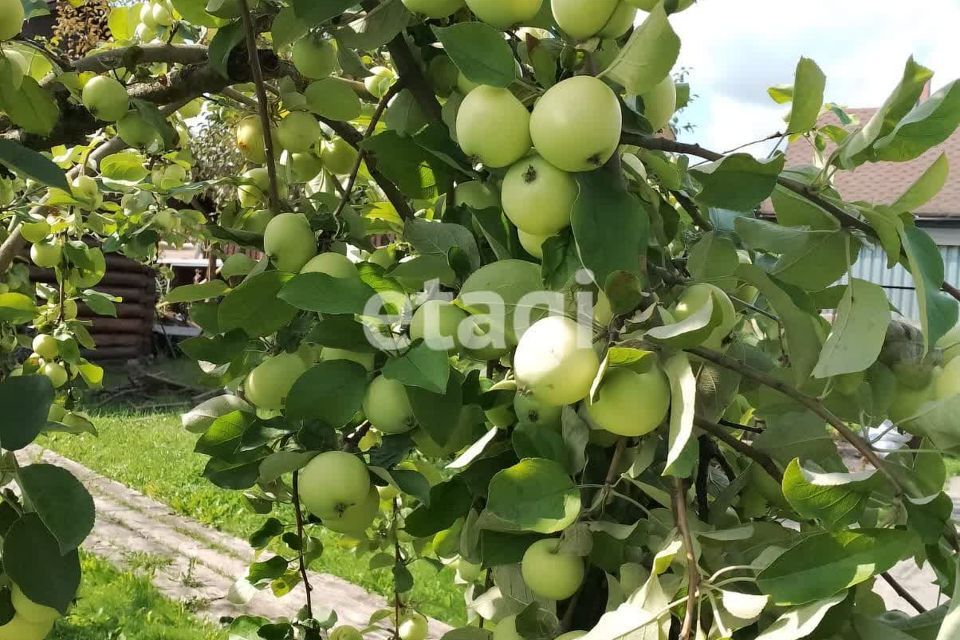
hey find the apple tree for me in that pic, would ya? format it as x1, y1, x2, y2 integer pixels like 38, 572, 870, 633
2, 0, 960, 639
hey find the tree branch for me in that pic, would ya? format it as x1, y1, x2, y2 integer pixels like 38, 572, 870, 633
693, 415, 783, 483
880, 571, 926, 613
385, 32, 442, 122
671, 478, 699, 640
70, 43, 209, 74
292, 470, 315, 618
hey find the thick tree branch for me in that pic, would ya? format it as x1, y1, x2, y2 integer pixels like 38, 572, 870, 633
385, 33, 443, 122
70, 43, 209, 74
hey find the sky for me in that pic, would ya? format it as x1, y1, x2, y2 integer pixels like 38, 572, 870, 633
669, 0, 960, 154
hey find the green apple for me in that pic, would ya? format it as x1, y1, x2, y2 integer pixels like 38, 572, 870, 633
321, 138, 359, 175
292, 35, 339, 79
42, 362, 68, 388
20, 219, 51, 243
364, 66, 397, 99
117, 110, 160, 148
427, 55, 460, 97
363, 375, 416, 434
330, 626, 364, 640
465, 0, 543, 27
71, 174, 102, 209
0, 614, 53, 640
321, 485, 379, 536
935, 358, 960, 399
134, 22, 156, 42
889, 381, 936, 422
206, 0, 260, 18
502, 154, 577, 235
937, 323, 960, 363
244, 352, 308, 410
399, 613, 429, 640
594, 291, 613, 325
551, 0, 620, 40
299, 450, 371, 515
456, 71, 479, 95
321, 347, 375, 371
456, 85, 531, 168
236, 116, 276, 164
514, 391, 562, 428
30, 242, 62, 268
492, 615, 522, 640
514, 316, 600, 405
32, 334, 58, 360
673, 283, 738, 349
301, 252, 358, 278
639, 75, 676, 132
238, 167, 270, 208
82, 75, 130, 122
153, 208, 179, 231
585, 367, 670, 436
152, 164, 188, 191
0, 0, 25, 41
289, 152, 324, 182
11, 584, 60, 625
529, 76, 622, 172
277, 111, 322, 153
263, 212, 317, 272
140, 2, 158, 28
598, 1, 636, 37
454, 180, 499, 210
456, 558, 483, 581
517, 229, 548, 259
521, 538, 584, 600
402, 0, 465, 17
152, 1, 174, 26
410, 300, 468, 352
241, 209, 273, 234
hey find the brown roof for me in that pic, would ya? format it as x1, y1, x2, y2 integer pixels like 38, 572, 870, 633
762, 107, 960, 218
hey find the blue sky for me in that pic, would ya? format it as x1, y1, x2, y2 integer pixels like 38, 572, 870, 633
668, 0, 960, 153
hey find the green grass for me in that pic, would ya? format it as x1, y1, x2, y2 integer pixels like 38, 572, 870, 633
43, 402, 466, 626
52, 552, 225, 640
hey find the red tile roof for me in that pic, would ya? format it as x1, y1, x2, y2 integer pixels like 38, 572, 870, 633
763, 107, 960, 218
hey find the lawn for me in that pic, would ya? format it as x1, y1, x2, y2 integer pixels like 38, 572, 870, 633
42, 398, 466, 626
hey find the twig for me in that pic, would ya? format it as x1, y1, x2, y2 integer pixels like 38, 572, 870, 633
671, 478, 699, 640
238, 0, 281, 213
605, 437, 627, 486
717, 418, 763, 434
292, 470, 315, 618
695, 438, 711, 521
392, 497, 403, 640
670, 190, 713, 231
693, 415, 783, 483
880, 571, 926, 613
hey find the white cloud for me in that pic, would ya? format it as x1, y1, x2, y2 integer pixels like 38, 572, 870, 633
669, 0, 960, 151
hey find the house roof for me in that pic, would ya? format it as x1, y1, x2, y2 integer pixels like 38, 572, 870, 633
762, 107, 960, 218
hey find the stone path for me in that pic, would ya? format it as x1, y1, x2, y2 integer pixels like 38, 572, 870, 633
16, 446, 452, 638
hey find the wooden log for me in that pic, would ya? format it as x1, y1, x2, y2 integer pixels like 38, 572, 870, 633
81, 346, 143, 360
87, 333, 145, 348
91, 286, 150, 302
78, 302, 151, 319
88, 317, 149, 333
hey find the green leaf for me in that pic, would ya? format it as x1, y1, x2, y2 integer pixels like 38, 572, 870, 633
99, 150, 150, 183
279, 272, 377, 315
179, 329, 248, 365
687, 231, 739, 285
405, 219, 481, 271
18, 464, 95, 553
900, 223, 958, 350
407, 370, 463, 446
163, 280, 230, 304
194, 410, 252, 458
770, 185, 839, 230
512, 423, 567, 468
486, 458, 580, 533
272, 6, 309, 49
646, 297, 718, 348
662, 353, 698, 477
754, 412, 841, 469
285, 361, 368, 426
571, 170, 648, 287
383, 342, 450, 393
781, 458, 875, 529
757, 529, 918, 605
207, 20, 245, 78
305, 77, 362, 122
291, 0, 355, 25
333, 0, 410, 51
432, 22, 516, 88
0, 140, 68, 190
249, 518, 285, 550
0, 76, 58, 135
598, 5, 680, 95
875, 80, 960, 162
390, 469, 432, 506
3, 514, 80, 614
203, 452, 267, 490
690, 154, 785, 211
892, 152, 949, 213
219, 271, 298, 337
786, 58, 826, 134
0, 292, 36, 323
0, 375, 54, 451
405, 478, 472, 538
247, 555, 289, 584
812, 279, 890, 378
754, 593, 847, 640
130, 99, 178, 149
360, 130, 443, 200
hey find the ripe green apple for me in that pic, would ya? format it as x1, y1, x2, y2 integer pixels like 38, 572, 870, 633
42, 362, 68, 388
502, 154, 577, 235
465, 0, 543, 27
492, 615, 522, 640
456, 71, 479, 95
599, 1, 636, 37
402, 0, 465, 17
551, 0, 620, 40
82, 75, 130, 122
263, 212, 317, 272
238, 167, 270, 208
134, 22, 156, 42
639, 75, 676, 132
244, 352, 308, 410
20, 219, 51, 243
410, 300, 469, 351
594, 291, 613, 325
321, 138, 359, 175
299, 450, 372, 515
454, 180, 499, 210
585, 367, 670, 436
71, 174, 102, 210
236, 116, 276, 164
117, 111, 160, 148
521, 538, 584, 600
321, 485, 379, 536
330, 626, 364, 640
321, 347, 375, 371
277, 111, 322, 153
673, 283, 738, 349
32, 334, 58, 360
152, 1, 174, 26
11, 584, 60, 625
517, 229, 548, 259
363, 375, 416, 434
514, 315, 600, 405
0, 614, 53, 640
529, 76, 622, 172
399, 613, 428, 640
427, 55, 460, 97
456, 85, 531, 168
365, 66, 397, 99
935, 359, 960, 399
0, 0, 24, 40
301, 252, 358, 278
241, 209, 273, 234
30, 242, 62, 268
289, 152, 324, 183
937, 323, 960, 363
292, 35, 339, 79
139, 2, 158, 28
514, 391, 562, 428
